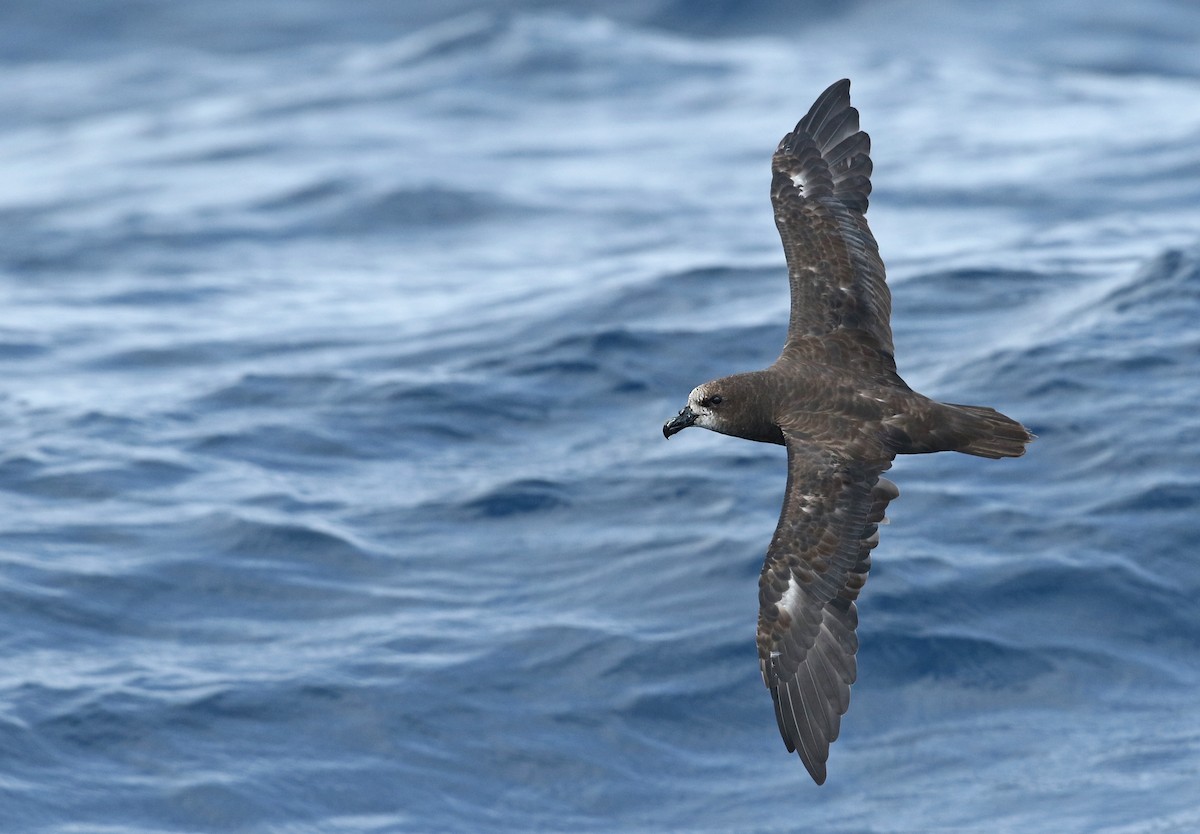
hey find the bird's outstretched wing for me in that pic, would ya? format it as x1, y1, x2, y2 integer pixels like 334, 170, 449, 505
771, 79, 894, 359
757, 433, 898, 784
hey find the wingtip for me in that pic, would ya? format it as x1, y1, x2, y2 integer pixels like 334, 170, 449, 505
776, 79, 872, 214
821, 78, 851, 104
803, 755, 828, 786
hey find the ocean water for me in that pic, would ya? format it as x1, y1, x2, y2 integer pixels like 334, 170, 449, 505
3, 1, 1200, 831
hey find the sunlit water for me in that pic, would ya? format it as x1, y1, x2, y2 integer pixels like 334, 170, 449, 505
2, 2, 1200, 831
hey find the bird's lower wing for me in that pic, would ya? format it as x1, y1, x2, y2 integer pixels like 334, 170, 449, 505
756, 435, 898, 784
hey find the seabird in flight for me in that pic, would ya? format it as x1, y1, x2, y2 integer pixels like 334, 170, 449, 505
662, 79, 1032, 785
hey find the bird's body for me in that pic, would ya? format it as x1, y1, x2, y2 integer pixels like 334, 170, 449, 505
663, 79, 1032, 785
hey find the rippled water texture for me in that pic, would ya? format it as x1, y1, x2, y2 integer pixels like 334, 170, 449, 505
3, 1, 1200, 832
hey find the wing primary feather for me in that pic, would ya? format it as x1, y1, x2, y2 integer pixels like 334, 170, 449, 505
798, 79, 851, 145
826, 131, 870, 169
802, 662, 833, 742
781, 683, 808, 760
770, 686, 796, 752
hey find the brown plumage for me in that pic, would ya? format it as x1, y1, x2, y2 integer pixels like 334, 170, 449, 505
662, 79, 1033, 785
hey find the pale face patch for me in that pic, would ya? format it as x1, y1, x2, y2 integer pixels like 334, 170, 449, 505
687, 386, 720, 430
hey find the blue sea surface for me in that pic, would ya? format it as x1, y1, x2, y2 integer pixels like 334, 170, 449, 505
3, 1, 1200, 831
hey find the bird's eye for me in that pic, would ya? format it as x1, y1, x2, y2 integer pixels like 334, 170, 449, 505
709, 396, 723, 406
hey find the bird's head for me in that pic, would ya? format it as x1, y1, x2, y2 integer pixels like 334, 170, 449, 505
663, 373, 785, 444
662, 382, 731, 438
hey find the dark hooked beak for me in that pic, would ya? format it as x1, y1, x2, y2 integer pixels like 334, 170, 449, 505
662, 405, 697, 439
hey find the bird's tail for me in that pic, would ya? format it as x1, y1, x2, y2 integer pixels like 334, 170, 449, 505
937, 403, 1034, 459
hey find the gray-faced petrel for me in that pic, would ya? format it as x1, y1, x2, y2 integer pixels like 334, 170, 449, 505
662, 79, 1032, 785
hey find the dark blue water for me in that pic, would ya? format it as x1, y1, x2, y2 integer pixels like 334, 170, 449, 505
3, 1, 1200, 831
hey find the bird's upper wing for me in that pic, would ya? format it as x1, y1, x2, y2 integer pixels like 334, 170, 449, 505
757, 432, 898, 784
771, 79, 894, 359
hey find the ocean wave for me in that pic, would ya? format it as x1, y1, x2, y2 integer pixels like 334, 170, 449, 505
4, 3, 1200, 831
